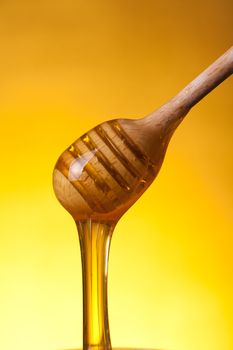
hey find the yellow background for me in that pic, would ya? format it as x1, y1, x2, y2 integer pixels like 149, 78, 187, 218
0, 1, 232, 350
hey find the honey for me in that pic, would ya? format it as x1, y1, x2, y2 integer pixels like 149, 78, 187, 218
77, 220, 114, 350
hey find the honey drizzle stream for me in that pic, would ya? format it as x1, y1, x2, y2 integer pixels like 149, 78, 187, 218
77, 220, 115, 350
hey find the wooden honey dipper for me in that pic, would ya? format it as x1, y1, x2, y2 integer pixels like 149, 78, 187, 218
54, 47, 232, 350
53, 47, 233, 223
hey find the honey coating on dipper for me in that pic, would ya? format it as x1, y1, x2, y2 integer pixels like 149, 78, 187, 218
53, 120, 162, 222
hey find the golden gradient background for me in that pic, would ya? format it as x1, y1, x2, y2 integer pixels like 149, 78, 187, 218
0, 1, 232, 350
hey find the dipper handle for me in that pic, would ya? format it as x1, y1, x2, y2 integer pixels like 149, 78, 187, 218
147, 46, 233, 125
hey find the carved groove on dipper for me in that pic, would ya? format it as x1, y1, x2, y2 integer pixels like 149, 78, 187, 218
81, 133, 132, 191
69, 145, 111, 193
56, 156, 105, 212
109, 120, 148, 165
94, 124, 141, 179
